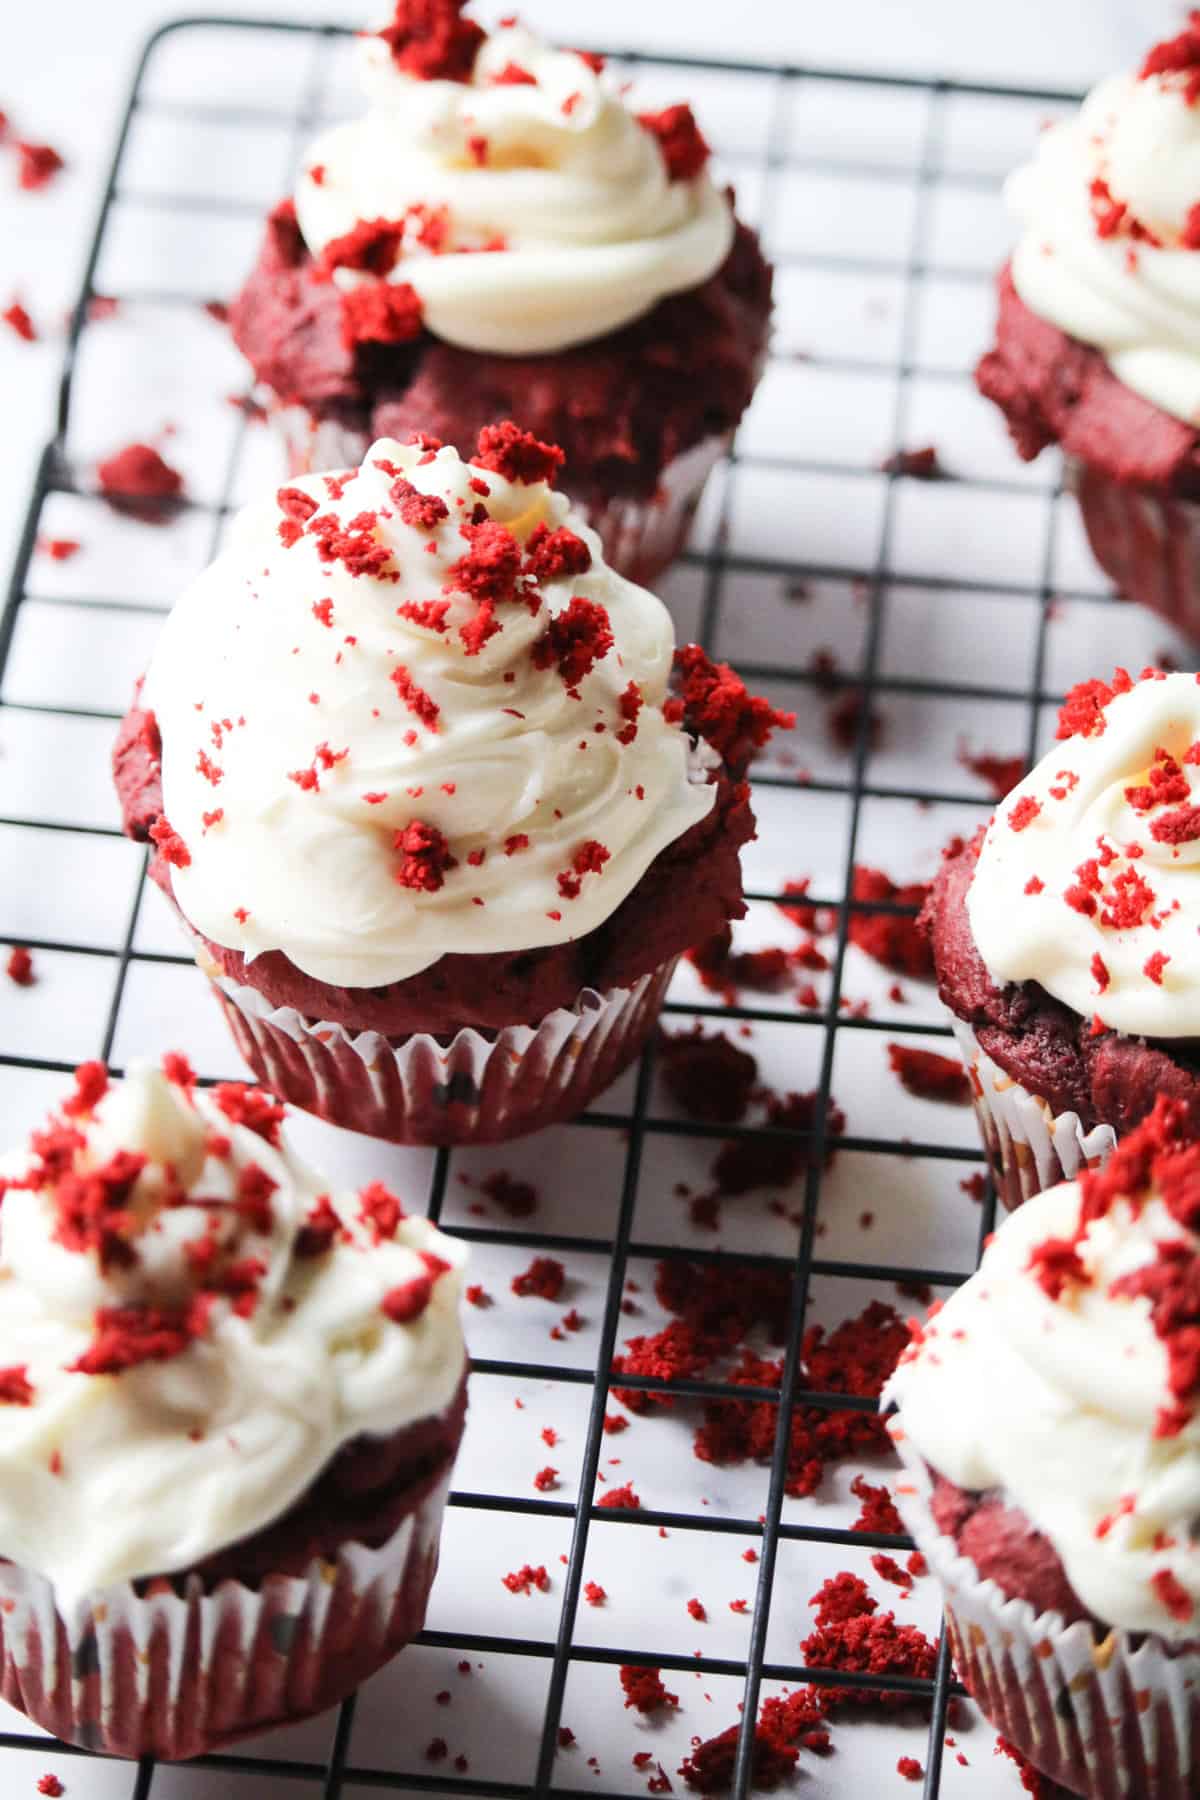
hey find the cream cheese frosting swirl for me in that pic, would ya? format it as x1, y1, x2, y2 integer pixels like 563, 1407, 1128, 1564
1007, 56, 1200, 424
294, 17, 734, 354
886, 1134, 1200, 1639
0, 1059, 467, 1603
967, 671, 1200, 1038
142, 433, 717, 989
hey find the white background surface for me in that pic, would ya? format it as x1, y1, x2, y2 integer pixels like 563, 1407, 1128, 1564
0, 5, 1191, 1799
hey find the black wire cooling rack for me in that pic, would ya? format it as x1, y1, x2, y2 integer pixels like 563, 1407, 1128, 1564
0, 17, 1129, 1800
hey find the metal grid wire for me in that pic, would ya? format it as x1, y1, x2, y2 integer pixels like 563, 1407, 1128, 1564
0, 17, 1103, 1800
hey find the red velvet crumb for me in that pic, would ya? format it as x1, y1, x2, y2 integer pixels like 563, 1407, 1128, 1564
637, 104, 711, 180
897, 1758, 924, 1782
887, 1044, 969, 1104
533, 595, 614, 690
512, 1256, 565, 1300
1141, 12, 1200, 104
848, 866, 933, 977
658, 1024, 758, 1123
523, 523, 591, 584
339, 280, 424, 350
671, 644, 794, 767
149, 816, 191, 869
394, 820, 456, 891
97, 444, 184, 522
16, 142, 64, 190
0, 1366, 34, 1406
502, 1562, 551, 1594
36, 1777, 65, 1798
598, 1481, 641, 1510
5, 945, 35, 987
475, 421, 565, 485
2, 299, 35, 341
620, 1666, 678, 1713
1056, 669, 1134, 740
882, 446, 942, 479
480, 1169, 538, 1216
377, 0, 486, 81
959, 747, 1027, 798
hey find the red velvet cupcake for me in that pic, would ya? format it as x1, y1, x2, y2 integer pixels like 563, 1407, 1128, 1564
113, 429, 790, 1144
886, 1101, 1200, 1798
975, 18, 1200, 637
924, 667, 1200, 1209
229, 3, 772, 587
0, 1056, 468, 1758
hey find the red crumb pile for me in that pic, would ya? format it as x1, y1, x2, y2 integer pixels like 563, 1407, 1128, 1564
620, 1665, 678, 1713
847, 866, 933, 977
677, 1569, 937, 1791
612, 1258, 906, 1499
658, 1024, 758, 1123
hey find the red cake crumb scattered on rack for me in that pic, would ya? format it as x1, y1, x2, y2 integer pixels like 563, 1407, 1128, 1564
5, 946, 35, 987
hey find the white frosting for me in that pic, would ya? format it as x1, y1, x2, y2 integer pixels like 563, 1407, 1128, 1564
0, 1063, 467, 1602
294, 21, 734, 354
967, 672, 1200, 1038
143, 437, 717, 990
1008, 69, 1200, 424
886, 1169, 1200, 1639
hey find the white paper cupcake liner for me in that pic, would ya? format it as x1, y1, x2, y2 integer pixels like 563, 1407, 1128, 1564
891, 1449, 1200, 1799
0, 1463, 453, 1760
950, 1018, 1116, 1211
270, 398, 728, 587
206, 955, 678, 1145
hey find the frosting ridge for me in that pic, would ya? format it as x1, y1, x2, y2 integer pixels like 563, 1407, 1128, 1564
143, 432, 718, 990
294, 15, 734, 354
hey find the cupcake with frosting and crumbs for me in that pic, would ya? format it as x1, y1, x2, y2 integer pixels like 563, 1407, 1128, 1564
886, 1099, 1200, 1799
976, 15, 1200, 637
229, 1, 772, 586
113, 426, 790, 1144
925, 666, 1200, 1210
0, 1055, 468, 1759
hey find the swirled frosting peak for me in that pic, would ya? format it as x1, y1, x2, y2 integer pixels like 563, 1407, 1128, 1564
967, 668, 1200, 1038
1006, 21, 1200, 423
887, 1096, 1200, 1638
293, 6, 734, 354
0, 1057, 467, 1601
142, 430, 718, 988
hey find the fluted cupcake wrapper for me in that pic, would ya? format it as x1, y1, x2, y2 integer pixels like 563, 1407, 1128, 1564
207, 956, 678, 1146
891, 1449, 1200, 1800
271, 398, 729, 588
1067, 458, 1200, 644
0, 1464, 452, 1761
950, 1018, 1116, 1211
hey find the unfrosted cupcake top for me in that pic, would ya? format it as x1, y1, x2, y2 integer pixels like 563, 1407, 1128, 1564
967, 668, 1200, 1038
293, 1, 734, 354
1006, 15, 1200, 424
886, 1098, 1200, 1638
142, 428, 719, 989
0, 1058, 466, 1600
